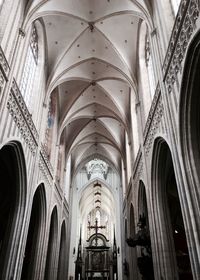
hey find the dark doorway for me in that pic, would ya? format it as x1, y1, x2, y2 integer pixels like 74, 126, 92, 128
21, 185, 46, 280
0, 144, 25, 279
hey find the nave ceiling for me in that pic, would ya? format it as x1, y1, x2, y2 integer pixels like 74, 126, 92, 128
25, 0, 152, 174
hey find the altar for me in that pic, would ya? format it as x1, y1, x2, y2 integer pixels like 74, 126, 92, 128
84, 233, 111, 280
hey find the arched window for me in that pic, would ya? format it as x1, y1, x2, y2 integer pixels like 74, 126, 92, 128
171, 0, 181, 15
20, 24, 38, 111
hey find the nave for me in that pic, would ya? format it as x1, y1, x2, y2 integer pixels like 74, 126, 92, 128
0, 0, 199, 279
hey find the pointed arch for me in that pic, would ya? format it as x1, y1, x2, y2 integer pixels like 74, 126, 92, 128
21, 183, 47, 280
151, 137, 193, 280
179, 30, 200, 214
57, 221, 68, 280
0, 141, 27, 279
179, 31, 200, 278
44, 206, 59, 280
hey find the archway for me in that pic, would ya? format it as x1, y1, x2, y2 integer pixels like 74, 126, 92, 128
0, 142, 26, 279
179, 33, 200, 277
152, 139, 193, 279
21, 184, 46, 280
57, 221, 67, 280
44, 207, 58, 280
180, 32, 200, 197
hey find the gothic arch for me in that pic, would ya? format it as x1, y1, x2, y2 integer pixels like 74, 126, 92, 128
44, 206, 59, 280
151, 137, 193, 280
21, 183, 47, 280
79, 178, 116, 223
179, 31, 200, 278
179, 30, 200, 221
57, 221, 68, 280
0, 141, 26, 280
179, 33, 200, 182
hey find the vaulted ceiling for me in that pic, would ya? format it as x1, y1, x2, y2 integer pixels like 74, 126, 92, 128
26, 0, 151, 173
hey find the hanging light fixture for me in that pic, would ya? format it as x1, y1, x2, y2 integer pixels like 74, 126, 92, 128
94, 191, 101, 196
93, 180, 101, 188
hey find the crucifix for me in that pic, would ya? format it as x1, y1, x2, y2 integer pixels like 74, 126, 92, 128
88, 219, 106, 246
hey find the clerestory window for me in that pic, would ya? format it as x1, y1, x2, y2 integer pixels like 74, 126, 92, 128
20, 24, 38, 112
145, 35, 155, 99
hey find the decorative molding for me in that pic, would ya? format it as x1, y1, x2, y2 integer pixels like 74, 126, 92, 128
7, 80, 38, 155
19, 28, 25, 38
163, 0, 199, 93
55, 182, 63, 202
63, 197, 69, 215
143, 86, 164, 155
0, 70, 6, 98
126, 147, 143, 198
40, 144, 54, 177
132, 147, 142, 179
135, 158, 143, 183
39, 145, 54, 188
133, 156, 143, 190
143, 84, 161, 140
0, 46, 9, 98
0, 46, 9, 78
39, 155, 52, 187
